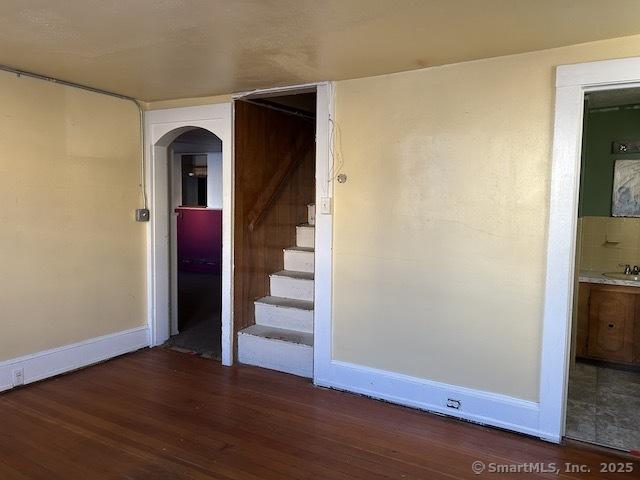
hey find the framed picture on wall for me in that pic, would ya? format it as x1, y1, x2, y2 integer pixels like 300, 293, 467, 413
612, 159, 640, 217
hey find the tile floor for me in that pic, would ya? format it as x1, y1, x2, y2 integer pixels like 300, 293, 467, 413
566, 361, 640, 451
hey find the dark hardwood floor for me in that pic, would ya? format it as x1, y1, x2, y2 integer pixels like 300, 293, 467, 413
1, 348, 638, 479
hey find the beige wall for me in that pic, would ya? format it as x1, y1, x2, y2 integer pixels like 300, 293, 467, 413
579, 217, 640, 272
0, 71, 146, 361
332, 34, 640, 401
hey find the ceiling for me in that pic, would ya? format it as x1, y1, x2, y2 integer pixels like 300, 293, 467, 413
587, 88, 640, 109
3, 1, 640, 101
172, 128, 222, 153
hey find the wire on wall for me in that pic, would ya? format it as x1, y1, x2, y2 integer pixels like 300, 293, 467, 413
327, 83, 345, 194
0, 64, 148, 210
328, 117, 344, 183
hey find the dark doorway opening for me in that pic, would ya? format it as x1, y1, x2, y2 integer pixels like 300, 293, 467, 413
164, 128, 223, 359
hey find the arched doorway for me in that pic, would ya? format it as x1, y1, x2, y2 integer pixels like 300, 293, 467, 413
164, 128, 222, 357
146, 104, 233, 365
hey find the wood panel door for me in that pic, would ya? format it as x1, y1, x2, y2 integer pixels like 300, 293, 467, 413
587, 287, 636, 363
233, 100, 315, 342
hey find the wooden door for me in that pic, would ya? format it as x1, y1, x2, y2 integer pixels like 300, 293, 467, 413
587, 287, 636, 363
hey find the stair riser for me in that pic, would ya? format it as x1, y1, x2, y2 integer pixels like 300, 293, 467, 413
255, 302, 314, 333
296, 226, 315, 248
284, 250, 314, 273
270, 276, 314, 301
238, 334, 313, 378
308, 204, 316, 226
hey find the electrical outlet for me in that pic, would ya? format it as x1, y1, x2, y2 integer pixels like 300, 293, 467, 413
446, 398, 461, 410
12, 368, 24, 387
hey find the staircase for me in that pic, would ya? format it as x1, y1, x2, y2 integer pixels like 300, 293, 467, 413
237, 204, 315, 377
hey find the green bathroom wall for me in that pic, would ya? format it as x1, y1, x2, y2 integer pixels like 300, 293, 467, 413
579, 105, 640, 217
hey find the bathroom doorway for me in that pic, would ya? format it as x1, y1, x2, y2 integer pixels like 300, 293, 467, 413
566, 87, 640, 453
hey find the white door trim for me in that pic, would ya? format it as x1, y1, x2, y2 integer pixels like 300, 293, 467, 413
539, 56, 640, 441
145, 103, 234, 366
312, 83, 335, 384
233, 82, 334, 381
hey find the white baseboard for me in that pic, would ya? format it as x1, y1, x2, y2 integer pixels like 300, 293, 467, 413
315, 360, 544, 439
0, 326, 150, 392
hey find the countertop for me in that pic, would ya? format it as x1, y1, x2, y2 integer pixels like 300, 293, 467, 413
578, 270, 640, 288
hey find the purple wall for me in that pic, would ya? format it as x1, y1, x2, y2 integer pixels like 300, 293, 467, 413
176, 208, 222, 274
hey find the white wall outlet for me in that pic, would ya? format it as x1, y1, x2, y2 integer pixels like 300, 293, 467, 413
446, 398, 461, 410
320, 196, 332, 215
12, 368, 24, 387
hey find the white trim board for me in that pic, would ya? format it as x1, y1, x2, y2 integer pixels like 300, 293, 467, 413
0, 327, 149, 392
145, 103, 233, 366
312, 83, 334, 385
315, 360, 541, 437
539, 55, 640, 443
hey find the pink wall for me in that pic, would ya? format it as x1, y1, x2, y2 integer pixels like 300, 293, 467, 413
176, 208, 222, 274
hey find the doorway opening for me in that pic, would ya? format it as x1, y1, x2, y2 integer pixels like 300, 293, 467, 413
233, 88, 318, 377
163, 128, 223, 359
566, 87, 640, 452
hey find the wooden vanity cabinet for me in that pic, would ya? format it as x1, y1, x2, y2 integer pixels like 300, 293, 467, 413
575, 283, 590, 358
576, 283, 640, 366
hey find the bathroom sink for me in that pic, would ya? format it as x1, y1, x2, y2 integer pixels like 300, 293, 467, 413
603, 272, 640, 281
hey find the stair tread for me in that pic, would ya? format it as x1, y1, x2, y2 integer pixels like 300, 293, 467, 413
270, 270, 314, 281
239, 324, 313, 346
255, 296, 314, 310
284, 246, 314, 253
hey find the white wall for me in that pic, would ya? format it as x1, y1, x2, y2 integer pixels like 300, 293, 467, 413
207, 152, 223, 209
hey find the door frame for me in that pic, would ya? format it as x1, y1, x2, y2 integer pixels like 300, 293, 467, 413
145, 103, 234, 365
540, 56, 640, 441
232, 82, 335, 381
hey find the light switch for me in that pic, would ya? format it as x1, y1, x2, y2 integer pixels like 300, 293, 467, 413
320, 197, 332, 215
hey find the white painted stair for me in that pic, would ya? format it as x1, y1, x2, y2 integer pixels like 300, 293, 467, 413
238, 204, 315, 378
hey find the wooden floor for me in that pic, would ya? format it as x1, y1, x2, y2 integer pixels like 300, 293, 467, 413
1, 349, 638, 479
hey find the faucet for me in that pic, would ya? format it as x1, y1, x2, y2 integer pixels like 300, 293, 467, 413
633, 266, 640, 275
625, 265, 632, 274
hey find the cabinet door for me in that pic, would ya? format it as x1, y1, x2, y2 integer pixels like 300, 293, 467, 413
635, 299, 640, 364
587, 288, 636, 363
576, 283, 590, 358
